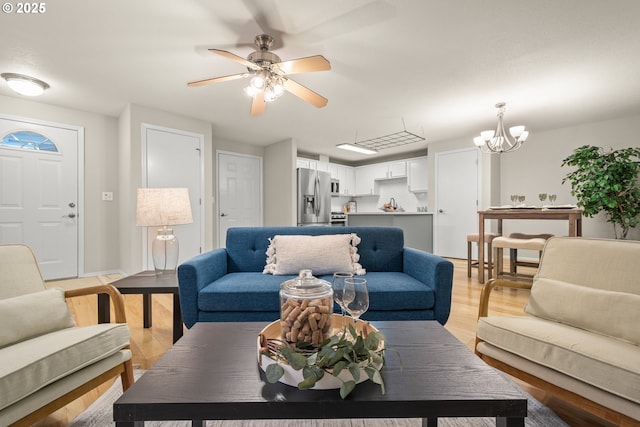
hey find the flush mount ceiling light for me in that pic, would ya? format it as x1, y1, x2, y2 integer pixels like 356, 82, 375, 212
473, 102, 529, 153
1, 73, 50, 96
336, 143, 378, 155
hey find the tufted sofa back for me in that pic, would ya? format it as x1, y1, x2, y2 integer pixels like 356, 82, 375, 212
225, 226, 405, 273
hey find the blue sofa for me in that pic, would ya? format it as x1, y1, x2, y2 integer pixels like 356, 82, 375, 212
177, 226, 454, 328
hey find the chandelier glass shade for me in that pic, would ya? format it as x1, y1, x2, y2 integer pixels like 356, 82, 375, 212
474, 102, 529, 153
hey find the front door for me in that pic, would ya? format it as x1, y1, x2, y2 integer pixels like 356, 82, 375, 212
217, 151, 263, 248
0, 115, 81, 279
435, 148, 479, 258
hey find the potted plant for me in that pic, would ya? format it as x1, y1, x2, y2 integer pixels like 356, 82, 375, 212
561, 145, 640, 239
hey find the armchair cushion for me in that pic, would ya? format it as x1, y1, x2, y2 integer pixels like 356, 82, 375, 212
0, 323, 130, 411
263, 233, 365, 275
525, 278, 640, 345
0, 288, 75, 348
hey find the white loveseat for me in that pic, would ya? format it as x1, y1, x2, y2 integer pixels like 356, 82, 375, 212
0, 244, 134, 427
475, 237, 640, 426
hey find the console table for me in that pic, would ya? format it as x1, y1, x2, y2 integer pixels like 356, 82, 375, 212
97, 271, 183, 343
477, 208, 583, 283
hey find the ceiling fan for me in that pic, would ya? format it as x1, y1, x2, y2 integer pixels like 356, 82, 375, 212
188, 34, 331, 116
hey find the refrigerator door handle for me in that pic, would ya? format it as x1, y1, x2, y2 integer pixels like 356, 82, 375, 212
314, 174, 320, 217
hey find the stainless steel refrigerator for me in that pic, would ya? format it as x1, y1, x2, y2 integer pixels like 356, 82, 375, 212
297, 168, 331, 226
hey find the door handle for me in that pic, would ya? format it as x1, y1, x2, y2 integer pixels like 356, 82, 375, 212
220, 213, 227, 217
68, 202, 76, 208
67, 213, 76, 218
438, 209, 444, 213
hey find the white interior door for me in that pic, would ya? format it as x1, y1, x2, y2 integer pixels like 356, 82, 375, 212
0, 115, 82, 280
142, 124, 204, 269
435, 148, 479, 258
217, 151, 263, 248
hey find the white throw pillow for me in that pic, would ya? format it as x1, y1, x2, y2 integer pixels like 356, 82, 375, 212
0, 288, 76, 348
263, 234, 366, 276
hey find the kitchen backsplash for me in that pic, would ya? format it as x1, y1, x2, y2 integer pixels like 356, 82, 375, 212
331, 179, 428, 212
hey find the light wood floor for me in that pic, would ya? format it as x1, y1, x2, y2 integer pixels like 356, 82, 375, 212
33, 259, 618, 427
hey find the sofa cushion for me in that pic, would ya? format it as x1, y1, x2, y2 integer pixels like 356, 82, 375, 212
198, 272, 434, 313
0, 323, 130, 411
263, 233, 365, 275
525, 278, 640, 345
0, 288, 75, 348
477, 315, 640, 404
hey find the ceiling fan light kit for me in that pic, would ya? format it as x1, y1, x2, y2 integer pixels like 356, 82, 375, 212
474, 102, 529, 153
188, 34, 330, 115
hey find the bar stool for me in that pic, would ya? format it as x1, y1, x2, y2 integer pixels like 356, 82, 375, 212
466, 233, 499, 279
493, 233, 554, 280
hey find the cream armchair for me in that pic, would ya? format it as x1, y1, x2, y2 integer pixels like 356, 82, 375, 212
0, 244, 134, 427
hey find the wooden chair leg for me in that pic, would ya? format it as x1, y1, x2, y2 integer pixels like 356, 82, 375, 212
510, 248, 518, 274
467, 241, 472, 278
487, 241, 493, 280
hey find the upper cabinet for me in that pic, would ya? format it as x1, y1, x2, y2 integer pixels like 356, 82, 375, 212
407, 156, 428, 193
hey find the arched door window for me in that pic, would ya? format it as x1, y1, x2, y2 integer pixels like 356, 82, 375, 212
0, 130, 58, 152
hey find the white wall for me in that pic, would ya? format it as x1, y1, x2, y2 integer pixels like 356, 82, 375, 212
264, 139, 296, 226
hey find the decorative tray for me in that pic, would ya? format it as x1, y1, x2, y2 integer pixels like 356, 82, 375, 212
257, 314, 384, 390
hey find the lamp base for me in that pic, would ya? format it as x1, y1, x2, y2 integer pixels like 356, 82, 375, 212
152, 227, 179, 275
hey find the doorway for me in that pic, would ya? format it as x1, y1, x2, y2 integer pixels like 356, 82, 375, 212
217, 151, 263, 248
0, 114, 83, 280
435, 147, 479, 258
142, 124, 204, 269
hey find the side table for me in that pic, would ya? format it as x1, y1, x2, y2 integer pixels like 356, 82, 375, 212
98, 271, 183, 344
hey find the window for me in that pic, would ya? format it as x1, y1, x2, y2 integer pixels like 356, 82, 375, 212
0, 130, 58, 152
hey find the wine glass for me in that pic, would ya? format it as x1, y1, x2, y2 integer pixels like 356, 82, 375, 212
510, 194, 518, 206
538, 193, 547, 207
518, 195, 526, 205
549, 194, 557, 205
332, 272, 355, 322
344, 277, 369, 324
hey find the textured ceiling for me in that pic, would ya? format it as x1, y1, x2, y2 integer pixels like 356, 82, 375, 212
2, 0, 640, 162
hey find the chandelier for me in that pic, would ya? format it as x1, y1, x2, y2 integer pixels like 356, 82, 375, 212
243, 70, 286, 102
473, 102, 529, 153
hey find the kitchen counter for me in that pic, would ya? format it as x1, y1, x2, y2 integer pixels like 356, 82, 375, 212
347, 211, 434, 215
347, 212, 433, 252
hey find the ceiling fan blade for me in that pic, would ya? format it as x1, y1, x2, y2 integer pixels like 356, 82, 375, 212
187, 73, 247, 87
209, 49, 259, 70
277, 55, 331, 75
250, 91, 266, 116
283, 79, 328, 108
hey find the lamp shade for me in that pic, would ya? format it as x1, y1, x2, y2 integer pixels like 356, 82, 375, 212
136, 188, 193, 227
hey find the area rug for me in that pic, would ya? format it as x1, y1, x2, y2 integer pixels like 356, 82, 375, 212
68, 371, 568, 427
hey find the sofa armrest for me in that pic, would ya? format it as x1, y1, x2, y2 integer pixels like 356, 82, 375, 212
177, 248, 229, 328
402, 247, 454, 325
65, 284, 127, 324
477, 278, 532, 319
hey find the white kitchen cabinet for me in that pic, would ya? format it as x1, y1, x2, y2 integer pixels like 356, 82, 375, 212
355, 164, 380, 195
387, 161, 407, 178
337, 164, 356, 196
296, 158, 311, 169
327, 163, 339, 179
407, 156, 428, 192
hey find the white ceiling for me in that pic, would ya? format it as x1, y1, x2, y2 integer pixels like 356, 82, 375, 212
2, 0, 640, 162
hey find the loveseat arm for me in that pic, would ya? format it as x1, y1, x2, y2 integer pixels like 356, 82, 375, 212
177, 248, 229, 328
403, 247, 454, 325
477, 278, 532, 319
65, 284, 128, 324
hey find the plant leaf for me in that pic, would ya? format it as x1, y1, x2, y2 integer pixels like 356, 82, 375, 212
340, 380, 356, 399
348, 362, 361, 381
281, 346, 308, 370
265, 363, 284, 383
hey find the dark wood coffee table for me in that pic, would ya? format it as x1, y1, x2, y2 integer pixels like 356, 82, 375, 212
113, 321, 527, 426
98, 271, 183, 343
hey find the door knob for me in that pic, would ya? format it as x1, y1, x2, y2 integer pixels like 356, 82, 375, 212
69, 202, 76, 208
438, 209, 444, 213
220, 213, 227, 217
67, 213, 76, 218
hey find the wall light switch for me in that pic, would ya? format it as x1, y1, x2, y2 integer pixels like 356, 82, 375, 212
102, 192, 114, 201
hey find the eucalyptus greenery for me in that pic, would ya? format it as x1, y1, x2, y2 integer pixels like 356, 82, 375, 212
262, 324, 386, 399
562, 145, 640, 239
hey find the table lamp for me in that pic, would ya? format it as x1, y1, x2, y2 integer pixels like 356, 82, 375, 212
136, 188, 193, 275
